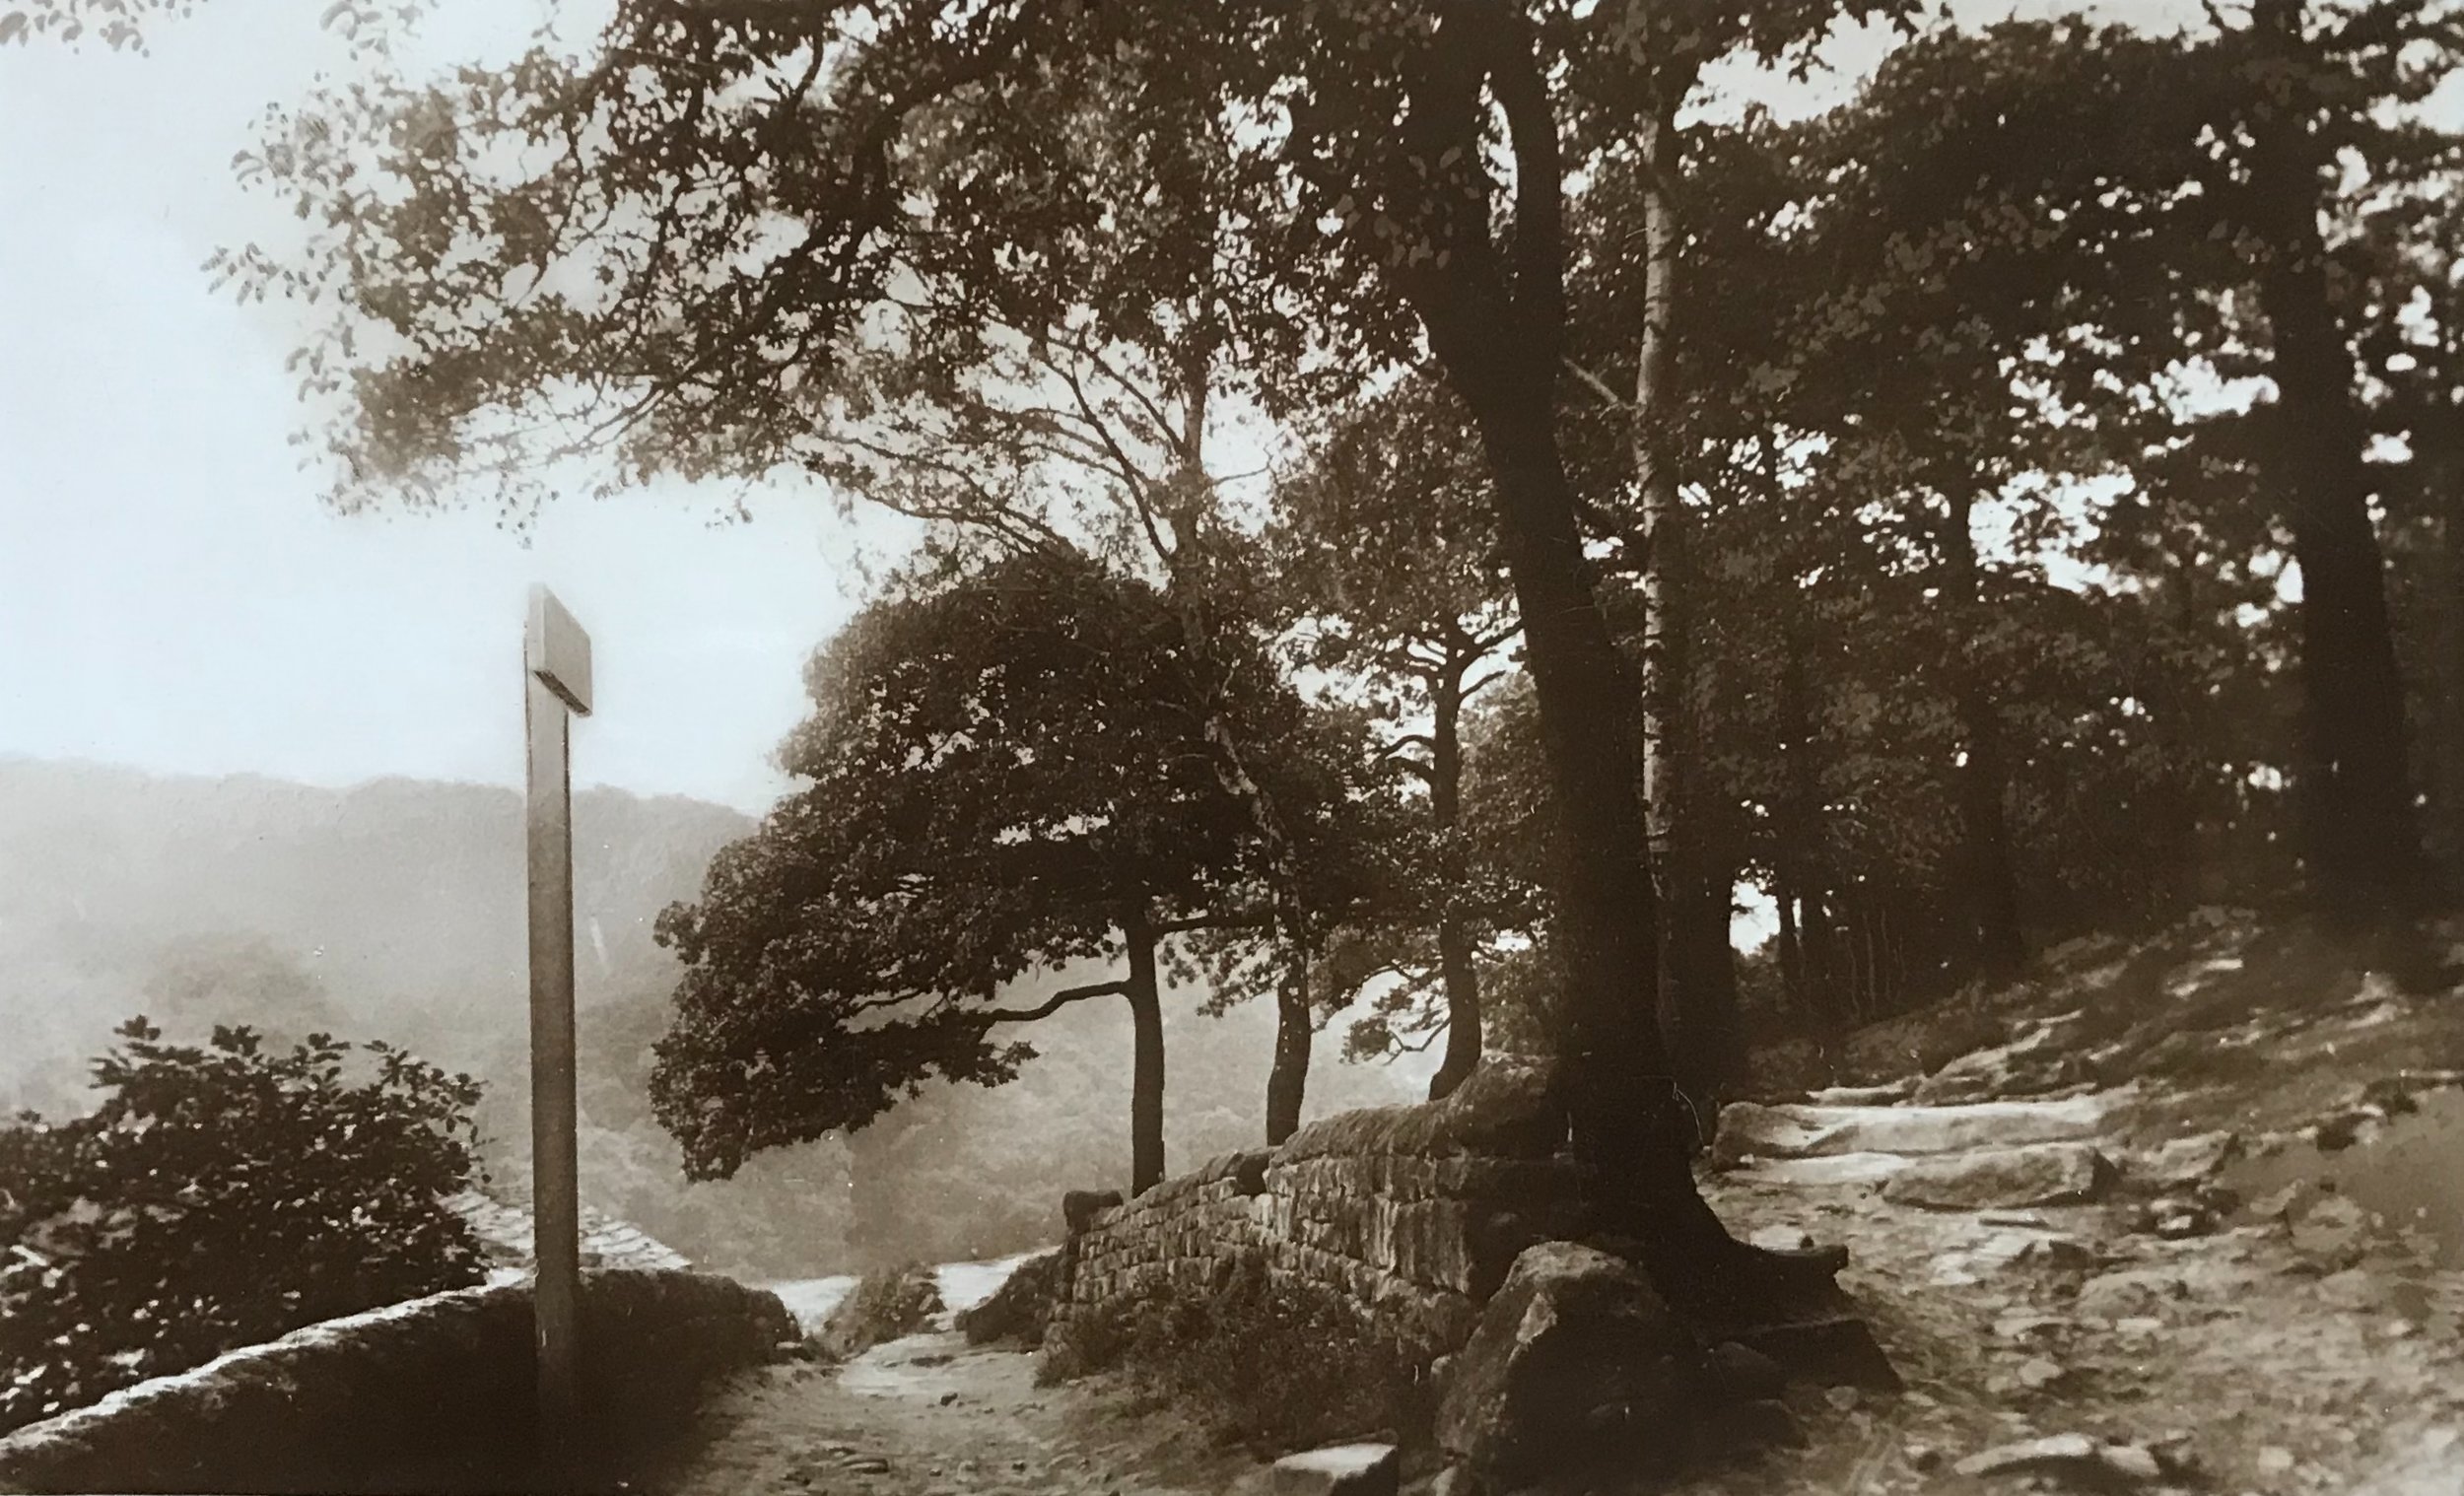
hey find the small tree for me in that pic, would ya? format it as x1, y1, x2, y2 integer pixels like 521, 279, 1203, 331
650, 551, 1370, 1195
1271, 372, 1524, 1099
0, 1019, 486, 1434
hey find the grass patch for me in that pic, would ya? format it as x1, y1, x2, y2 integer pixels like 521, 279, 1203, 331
1037, 1251, 1430, 1456
819, 1261, 943, 1358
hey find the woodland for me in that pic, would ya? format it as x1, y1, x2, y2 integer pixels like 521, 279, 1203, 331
6, 0, 2463, 1360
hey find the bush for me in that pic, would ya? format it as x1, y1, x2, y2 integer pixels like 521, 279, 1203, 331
955, 1249, 1063, 1347
0, 1019, 487, 1435
819, 1261, 943, 1357
1040, 1252, 1429, 1455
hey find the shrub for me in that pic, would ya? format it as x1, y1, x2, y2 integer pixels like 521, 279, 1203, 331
819, 1261, 943, 1357
955, 1249, 1063, 1347
1040, 1252, 1429, 1455
0, 1018, 487, 1435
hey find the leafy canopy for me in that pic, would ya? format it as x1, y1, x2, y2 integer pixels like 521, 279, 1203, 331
650, 549, 1379, 1180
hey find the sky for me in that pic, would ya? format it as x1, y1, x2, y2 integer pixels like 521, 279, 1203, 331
3, 0, 2218, 815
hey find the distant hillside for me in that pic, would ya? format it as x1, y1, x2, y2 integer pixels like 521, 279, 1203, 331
0, 758, 1426, 1275
0, 756, 750, 1105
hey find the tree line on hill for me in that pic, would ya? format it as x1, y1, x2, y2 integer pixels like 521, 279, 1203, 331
11, 0, 2460, 1304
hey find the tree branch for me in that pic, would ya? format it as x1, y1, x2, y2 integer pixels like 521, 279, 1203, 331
978, 978, 1129, 1025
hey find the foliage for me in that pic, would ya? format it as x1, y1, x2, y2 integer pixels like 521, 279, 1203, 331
1038, 1252, 1427, 1455
0, 1018, 485, 1434
650, 549, 1384, 1182
819, 1261, 943, 1359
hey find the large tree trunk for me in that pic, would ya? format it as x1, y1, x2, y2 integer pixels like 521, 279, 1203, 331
1943, 494, 2027, 981
1381, 8, 1843, 1323
1436, 354, 1764, 1297
1429, 660, 1485, 1100
2249, 0, 2427, 926
1266, 955, 1312, 1145
1123, 902, 1167, 1195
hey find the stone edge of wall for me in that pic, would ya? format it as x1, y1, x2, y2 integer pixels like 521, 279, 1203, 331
1056, 1057, 1590, 1363
0, 1267, 794, 1495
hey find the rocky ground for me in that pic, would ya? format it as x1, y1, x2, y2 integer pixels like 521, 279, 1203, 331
1692, 911, 2464, 1496
653, 911, 2464, 1496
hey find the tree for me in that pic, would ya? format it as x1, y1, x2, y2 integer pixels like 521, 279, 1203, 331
650, 551, 1366, 1194
0, 1018, 486, 1434
1270, 372, 1523, 1099
2214, 0, 2453, 923
1738, 20, 2230, 980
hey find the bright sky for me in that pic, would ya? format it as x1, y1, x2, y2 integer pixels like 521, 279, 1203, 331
1, 0, 2215, 814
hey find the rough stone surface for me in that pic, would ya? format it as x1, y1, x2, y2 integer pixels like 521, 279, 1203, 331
1432, 1244, 1696, 1496
1269, 1442, 1401, 1496
1054, 1060, 1584, 1372
1952, 1432, 2100, 1477
0, 1269, 792, 1495
1062, 1189, 1124, 1233
2130, 1129, 2241, 1190
1711, 1089, 2132, 1167
1879, 1142, 2117, 1211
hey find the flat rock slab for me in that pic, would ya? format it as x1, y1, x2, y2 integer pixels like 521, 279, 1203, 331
1712, 1088, 2134, 1167
1881, 1142, 2116, 1211
1270, 1442, 1399, 1496
1739, 1151, 1912, 1187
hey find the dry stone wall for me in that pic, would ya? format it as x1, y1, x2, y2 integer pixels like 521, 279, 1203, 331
0, 1269, 793, 1495
1059, 1060, 1591, 1361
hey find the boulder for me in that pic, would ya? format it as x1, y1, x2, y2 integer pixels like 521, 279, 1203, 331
1711, 1089, 2133, 1167
1879, 1142, 2116, 1211
2289, 1193, 2374, 1270
1270, 1443, 1400, 1496
1433, 1243, 1696, 1494
1061, 1189, 1123, 1234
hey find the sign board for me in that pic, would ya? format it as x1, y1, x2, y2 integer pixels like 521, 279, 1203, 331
522, 584, 588, 1461
526, 585, 593, 716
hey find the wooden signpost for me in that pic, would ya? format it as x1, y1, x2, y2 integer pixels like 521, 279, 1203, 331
523, 585, 591, 1456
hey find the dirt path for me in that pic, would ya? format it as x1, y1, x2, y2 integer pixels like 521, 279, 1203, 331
646, 1263, 1264, 1496
647, 1329, 1263, 1496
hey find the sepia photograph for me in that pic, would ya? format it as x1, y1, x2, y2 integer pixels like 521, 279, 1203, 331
2, 1, 2460, 1492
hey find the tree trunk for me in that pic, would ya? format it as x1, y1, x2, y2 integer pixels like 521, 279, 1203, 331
1429, 657, 1485, 1100
1943, 493, 2027, 981
1438, 359, 1773, 1301
2438, 435, 2464, 871
1123, 902, 1167, 1195
1266, 954, 1312, 1145
1801, 889, 1841, 1040
1628, 86, 1738, 1120
2248, 0, 2428, 925
1775, 881, 1805, 1018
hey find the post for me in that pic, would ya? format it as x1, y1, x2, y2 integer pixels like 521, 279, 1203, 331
523, 585, 591, 1461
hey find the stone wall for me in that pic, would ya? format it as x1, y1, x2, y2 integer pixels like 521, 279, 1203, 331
0, 1268, 794, 1495
1059, 1060, 1591, 1360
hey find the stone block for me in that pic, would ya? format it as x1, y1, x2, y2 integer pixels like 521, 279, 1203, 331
1879, 1142, 2116, 1211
